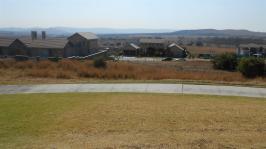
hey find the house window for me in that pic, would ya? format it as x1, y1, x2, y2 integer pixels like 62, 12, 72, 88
48, 49, 53, 57
76, 43, 81, 48
68, 42, 74, 47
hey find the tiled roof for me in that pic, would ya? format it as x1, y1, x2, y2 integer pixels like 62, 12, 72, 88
18, 38, 68, 49
74, 32, 98, 40
239, 43, 266, 49
0, 38, 15, 47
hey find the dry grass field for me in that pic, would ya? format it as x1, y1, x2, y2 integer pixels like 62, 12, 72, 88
0, 59, 265, 86
0, 93, 265, 148
185, 46, 236, 56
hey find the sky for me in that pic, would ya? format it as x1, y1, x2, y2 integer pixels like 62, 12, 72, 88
0, 0, 266, 32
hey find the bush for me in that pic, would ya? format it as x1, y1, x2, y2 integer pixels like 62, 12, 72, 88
93, 58, 107, 69
162, 57, 173, 61
14, 55, 29, 61
48, 57, 62, 62
212, 53, 238, 71
199, 54, 213, 59
238, 57, 265, 78
196, 41, 204, 46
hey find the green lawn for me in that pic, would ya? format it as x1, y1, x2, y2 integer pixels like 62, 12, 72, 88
0, 93, 265, 148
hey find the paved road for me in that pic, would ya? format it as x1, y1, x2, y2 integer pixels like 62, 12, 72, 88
0, 84, 265, 98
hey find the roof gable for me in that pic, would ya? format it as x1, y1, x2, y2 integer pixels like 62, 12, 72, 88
239, 43, 266, 49
130, 43, 140, 49
68, 32, 98, 41
10, 39, 27, 48
0, 38, 15, 47
168, 43, 185, 51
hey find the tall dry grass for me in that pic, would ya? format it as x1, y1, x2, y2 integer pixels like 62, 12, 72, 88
185, 46, 236, 55
0, 59, 264, 83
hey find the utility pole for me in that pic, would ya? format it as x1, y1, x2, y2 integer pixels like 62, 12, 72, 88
182, 83, 184, 95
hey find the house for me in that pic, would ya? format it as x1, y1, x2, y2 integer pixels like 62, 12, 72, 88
9, 38, 67, 57
167, 43, 186, 58
0, 38, 15, 56
123, 43, 140, 56
237, 43, 266, 57
140, 39, 167, 56
64, 32, 98, 57
8, 39, 28, 56
121, 39, 187, 58
0, 32, 99, 58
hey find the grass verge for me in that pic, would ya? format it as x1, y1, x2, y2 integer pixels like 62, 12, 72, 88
0, 93, 265, 148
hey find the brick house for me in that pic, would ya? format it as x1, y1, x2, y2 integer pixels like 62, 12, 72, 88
0, 32, 99, 58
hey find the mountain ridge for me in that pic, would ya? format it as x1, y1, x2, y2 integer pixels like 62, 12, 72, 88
170, 29, 266, 37
0, 27, 266, 37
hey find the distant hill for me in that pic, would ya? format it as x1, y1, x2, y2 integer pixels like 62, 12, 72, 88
0, 27, 174, 37
0, 28, 266, 38
170, 29, 266, 37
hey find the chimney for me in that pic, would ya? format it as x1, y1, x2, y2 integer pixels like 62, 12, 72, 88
41, 31, 46, 40
31, 31, 37, 40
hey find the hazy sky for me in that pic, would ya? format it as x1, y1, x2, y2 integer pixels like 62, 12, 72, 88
0, 0, 266, 31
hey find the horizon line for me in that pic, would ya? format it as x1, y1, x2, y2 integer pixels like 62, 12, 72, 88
0, 27, 265, 33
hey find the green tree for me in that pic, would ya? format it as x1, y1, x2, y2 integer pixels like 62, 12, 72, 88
93, 57, 107, 69
212, 53, 238, 71
238, 57, 265, 78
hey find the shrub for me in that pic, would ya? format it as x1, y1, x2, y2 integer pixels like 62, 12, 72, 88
93, 58, 107, 69
162, 57, 173, 61
238, 57, 265, 78
199, 54, 213, 59
48, 57, 62, 62
212, 53, 238, 71
196, 41, 204, 46
14, 55, 29, 61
